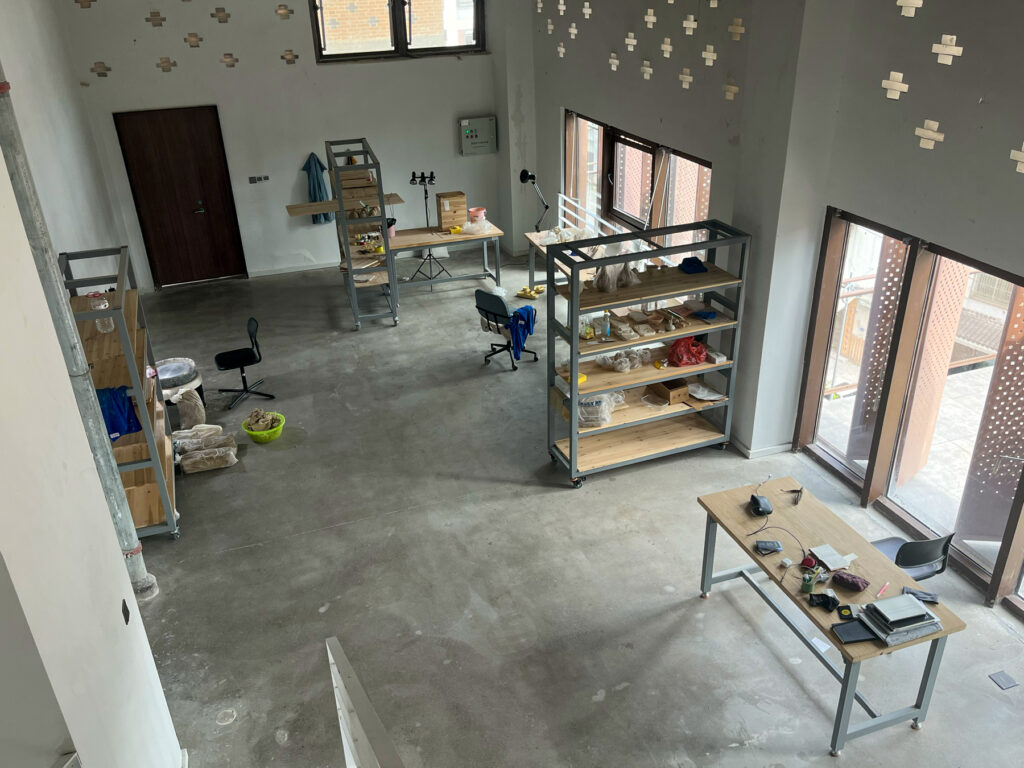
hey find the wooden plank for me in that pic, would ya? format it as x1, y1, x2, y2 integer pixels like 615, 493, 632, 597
579, 315, 737, 356
389, 224, 504, 251
286, 200, 341, 217
561, 344, 732, 394
555, 263, 741, 311
555, 412, 723, 473
697, 477, 966, 664
286, 193, 404, 218
561, 387, 730, 434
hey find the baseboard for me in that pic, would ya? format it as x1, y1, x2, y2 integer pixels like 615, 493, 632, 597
181, 748, 189, 767
247, 261, 337, 278
731, 436, 793, 459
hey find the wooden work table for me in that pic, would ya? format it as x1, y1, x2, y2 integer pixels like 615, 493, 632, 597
697, 477, 965, 754
388, 223, 503, 290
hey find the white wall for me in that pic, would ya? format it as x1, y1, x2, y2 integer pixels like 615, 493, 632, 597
0, 150, 181, 766
0, 556, 73, 768
56, 0, 506, 286
0, 0, 125, 272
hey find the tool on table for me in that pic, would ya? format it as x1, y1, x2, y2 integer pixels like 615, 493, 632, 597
875, 582, 890, 598
749, 475, 773, 517
755, 540, 784, 555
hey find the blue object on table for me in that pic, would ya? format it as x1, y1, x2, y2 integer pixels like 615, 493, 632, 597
679, 257, 708, 274
97, 386, 143, 441
693, 310, 717, 320
506, 305, 537, 361
301, 152, 335, 225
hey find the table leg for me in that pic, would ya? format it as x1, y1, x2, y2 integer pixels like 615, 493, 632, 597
482, 238, 489, 275
830, 660, 861, 756
700, 514, 718, 597
494, 237, 501, 286
911, 636, 947, 730
529, 243, 536, 289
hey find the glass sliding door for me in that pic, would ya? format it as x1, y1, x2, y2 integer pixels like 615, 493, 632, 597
814, 224, 909, 476
889, 260, 1024, 571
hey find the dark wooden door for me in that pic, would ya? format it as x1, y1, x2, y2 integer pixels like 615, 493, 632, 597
115, 106, 246, 286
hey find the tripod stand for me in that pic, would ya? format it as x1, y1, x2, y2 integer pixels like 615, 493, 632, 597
409, 171, 450, 286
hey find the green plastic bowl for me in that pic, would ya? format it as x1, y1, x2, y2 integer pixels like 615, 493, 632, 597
242, 412, 285, 444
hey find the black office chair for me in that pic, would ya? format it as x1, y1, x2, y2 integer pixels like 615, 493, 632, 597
871, 533, 954, 582
215, 317, 275, 409
475, 289, 538, 371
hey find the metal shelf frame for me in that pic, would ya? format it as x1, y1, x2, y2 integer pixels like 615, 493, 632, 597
326, 138, 399, 330
545, 220, 750, 486
60, 246, 178, 539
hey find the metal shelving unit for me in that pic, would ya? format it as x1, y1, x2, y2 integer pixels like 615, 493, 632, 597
326, 138, 400, 330
60, 246, 178, 538
545, 220, 750, 487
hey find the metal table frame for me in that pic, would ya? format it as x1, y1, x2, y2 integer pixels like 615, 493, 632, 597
390, 232, 501, 292
699, 513, 948, 756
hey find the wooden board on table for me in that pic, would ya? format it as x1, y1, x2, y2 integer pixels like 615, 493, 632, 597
697, 477, 966, 663
555, 412, 723, 473
556, 263, 741, 311
389, 224, 504, 251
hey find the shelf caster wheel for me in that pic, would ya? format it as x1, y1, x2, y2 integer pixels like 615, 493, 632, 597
713, 442, 729, 451
394, 318, 400, 326
700, 591, 710, 599
911, 721, 923, 731
354, 324, 361, 332
571, 477, 585, 489
829, 750, 841, 757
170, 529, 181, 541
549, 451, 558, 465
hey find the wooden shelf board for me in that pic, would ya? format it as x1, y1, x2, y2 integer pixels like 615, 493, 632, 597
560, 345, 733, 394
340, 256, 384, 272
71, 289, 139, 352
350, 272, 390, 288
286, 200, 340, 217
87, 328, 147, 391
555, 264, 740, 311
389, 224, 505, 251
560, 387, 730, 434
555, 413, 724, 473
577, 317, 737, 356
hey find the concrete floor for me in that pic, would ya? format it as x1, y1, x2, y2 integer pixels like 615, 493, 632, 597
139, 258, 1024, 768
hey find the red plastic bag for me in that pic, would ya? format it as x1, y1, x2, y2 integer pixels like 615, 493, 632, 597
668, 337, 707, 367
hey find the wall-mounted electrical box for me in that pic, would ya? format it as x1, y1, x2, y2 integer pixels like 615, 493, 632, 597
458, 116, 497, 156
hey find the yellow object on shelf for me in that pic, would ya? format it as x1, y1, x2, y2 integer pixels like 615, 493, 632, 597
449, 225, 463, 234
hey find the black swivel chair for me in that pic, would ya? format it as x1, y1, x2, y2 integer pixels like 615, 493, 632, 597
870, 533, 954, 582
215, 317, 275, 409
475, 289, 538, 371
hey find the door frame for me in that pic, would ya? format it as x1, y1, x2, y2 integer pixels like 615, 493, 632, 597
795, 206, 1024, 611
114, 104, 247, 287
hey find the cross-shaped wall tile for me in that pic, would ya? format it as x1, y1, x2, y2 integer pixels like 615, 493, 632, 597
281, 49, 299, 65
708, 0, 719, 7
536, 0, 542, 13
557, 42, 566, 58
728, 18, 745, 41
583, 2, 592, 20
211, 7, 230, 23
569, 22, 578, 39
897, 0, 923, 17
882, 71, 909, 99
546, 19, 553, 35
185, 32, 203, 47
645, 9, 657, 29
1010, 143, 1024, 173
609, 52, 620, 71
932, 34, 963, 65
90, 61, 111, 77
155, 57, 177, 72
683, 14, 698, 35
145, 10, 167, 27
557, 1, 566, 16
220, 52, 239, 68
701, 45, 717, 67
641, 60, 653, 80
679, 68, 693, 89
723, 77, 739, 100
275, 4, 294, 20
661, 38, 673, 58
625, 32, 637, 52
915, 119, 944, 149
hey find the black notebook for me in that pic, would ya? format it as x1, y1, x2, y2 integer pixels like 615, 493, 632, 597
832, 619, 876, 644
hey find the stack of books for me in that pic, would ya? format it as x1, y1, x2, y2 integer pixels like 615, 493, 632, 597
860, 594, 942, 647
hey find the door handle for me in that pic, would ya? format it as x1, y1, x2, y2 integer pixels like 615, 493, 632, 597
193, 200, 206, 214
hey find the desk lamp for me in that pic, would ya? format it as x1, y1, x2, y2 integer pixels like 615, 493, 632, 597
520, 169, 550, 232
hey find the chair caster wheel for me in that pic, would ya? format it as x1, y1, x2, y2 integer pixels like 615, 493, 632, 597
512, 365, 519, 371
911, 721, 923, 731
485, 359, 491, 365
571, 477, 585, 489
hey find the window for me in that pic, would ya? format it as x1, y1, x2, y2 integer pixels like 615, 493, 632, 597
310, 0, 485, 62
564, 112, 711, 235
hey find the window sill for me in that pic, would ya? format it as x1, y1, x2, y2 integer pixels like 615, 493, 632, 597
314, 48, 489, 65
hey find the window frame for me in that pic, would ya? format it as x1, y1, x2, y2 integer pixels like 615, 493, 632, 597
565, 111, 712, 234
308, 0, 486, 64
